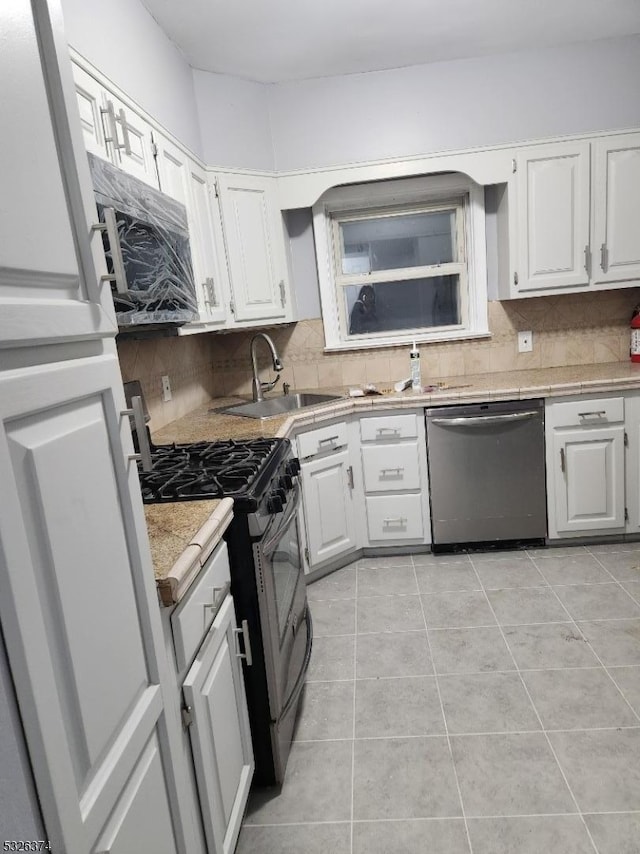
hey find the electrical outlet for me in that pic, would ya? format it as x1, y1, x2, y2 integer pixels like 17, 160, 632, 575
161, 375, 172, 402
518, 330, 533, 353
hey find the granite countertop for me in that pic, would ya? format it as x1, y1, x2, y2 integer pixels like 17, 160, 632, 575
145, 361, 640, 605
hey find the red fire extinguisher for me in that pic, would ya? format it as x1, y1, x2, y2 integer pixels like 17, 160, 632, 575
631, 306, 640, 363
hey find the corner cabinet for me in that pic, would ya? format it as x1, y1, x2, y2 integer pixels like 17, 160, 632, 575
498, 133, 640, 299
214, 173, 291, 323
296, 422, 358, 570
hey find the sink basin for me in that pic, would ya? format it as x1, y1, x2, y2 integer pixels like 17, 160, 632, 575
214, 392, 343, 420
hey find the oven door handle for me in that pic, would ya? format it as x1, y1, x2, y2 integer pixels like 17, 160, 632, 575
262, 481, 302, 556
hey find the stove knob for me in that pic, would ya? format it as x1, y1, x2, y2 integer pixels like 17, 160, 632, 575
279, 474, 293, 491
286, 458, 301, 477
275, 488, 287, 504
267, 492, 284, 513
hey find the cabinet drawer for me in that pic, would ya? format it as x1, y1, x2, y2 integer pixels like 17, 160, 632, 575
366, 494, 425, 541
360, 414, 418, 442
297, 421, 348, 458
171, 541, 231, 672
361, 443, 421, 492
549, 397, 624, 428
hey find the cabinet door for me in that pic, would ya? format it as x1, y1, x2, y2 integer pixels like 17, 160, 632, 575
216, 173, 289, 322
0, 355, 182, 852
0, 1, 116, 347
515, 142, 591, 293
550, 425, 625, 535
300, 449, 357, 566
106, 93, 158, 188
71, 63, 109, 161
624, 392, 640, 534
592, 134, 640, 284
182, 596, 254, 854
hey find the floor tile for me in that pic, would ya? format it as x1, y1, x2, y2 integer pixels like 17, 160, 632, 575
294, 681, 354, 741
357, 594, 424, 633
577, 619, 640, 665
306, 634, 355, 682
486, 587, 569, 625
608, 666, 640, 715
521, 667, 638, 729
353, 818, 470, 854
438, 672, 540, 734
622, 580, 640, 603
236, 822, 351, 854
467, 815, 595, 854
414, 563, 481, 594
533, 553, 614, 585
412, 553, 471, 567
309, 598, 355, 636
245, 740, 352, 824
420, 590, 496, 628
353, 736, 462, 819
356, 630, 433, 678
503, 622, 600, 669
552, 583, 640, 620
429, 627, 515, 674
584, 812, 640, 854
306, 566, 356, 601
357, 564, 418, 596
528, 546, 589, 558
451, 732, 575, 816
358, 555, 413, 568
473, 559, 546, 590
355, 675, 444, 737
548, 728, 640, 812
588, 549, 640, 580
470, 550, 529, 563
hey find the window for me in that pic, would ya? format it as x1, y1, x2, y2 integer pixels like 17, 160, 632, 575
313, 175, 488, 350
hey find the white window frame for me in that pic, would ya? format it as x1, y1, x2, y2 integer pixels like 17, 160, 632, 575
312, 174, 488, 350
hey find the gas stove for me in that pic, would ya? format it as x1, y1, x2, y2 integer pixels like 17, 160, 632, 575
137, 436, 298, 514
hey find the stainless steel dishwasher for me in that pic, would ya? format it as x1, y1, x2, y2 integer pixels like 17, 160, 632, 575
425, 399, 547, 549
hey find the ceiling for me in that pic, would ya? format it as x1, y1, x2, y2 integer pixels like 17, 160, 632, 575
140, 0, 640, 84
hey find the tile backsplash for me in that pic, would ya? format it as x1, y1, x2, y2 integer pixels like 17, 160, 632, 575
118, 288, 640, 429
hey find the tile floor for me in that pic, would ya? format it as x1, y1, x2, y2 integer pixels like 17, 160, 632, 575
236, 545, 640, 854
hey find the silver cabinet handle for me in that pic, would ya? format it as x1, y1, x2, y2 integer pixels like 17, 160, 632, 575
376, 426, 400, 435
430, 412, 537, 427
205, 276, 217, 307
584, 245, 591, 276
380, 467, 404, 476
578, 410, 606, 420
117, 107, 133, 157
279, 279, 286, 307
318, 435, 339, 446
234, 619, 252, 667
347, 465, 354, 489
93, 207, 128, 293
101, 100, 125, 152
124, 395, 152, 472
560, 447, 566, 474
600, 243, 609, 273
383, 517, 407, 526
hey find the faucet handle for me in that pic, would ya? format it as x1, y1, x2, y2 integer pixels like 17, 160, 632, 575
261, 373, 281, 394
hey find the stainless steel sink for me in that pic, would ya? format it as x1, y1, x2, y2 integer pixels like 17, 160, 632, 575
214, 392, 343, 420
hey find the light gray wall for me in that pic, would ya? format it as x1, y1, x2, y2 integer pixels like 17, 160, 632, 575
60, 0, 204, 158
192, 71, 275, 170
284, 210, 321, 319
268, 35, 640, 171
0, 630, 44, 841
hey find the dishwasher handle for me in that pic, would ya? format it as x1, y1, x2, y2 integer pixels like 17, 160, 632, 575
429, 411, 539, 428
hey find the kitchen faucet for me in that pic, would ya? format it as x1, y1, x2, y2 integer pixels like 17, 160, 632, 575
250, 332, 283, 402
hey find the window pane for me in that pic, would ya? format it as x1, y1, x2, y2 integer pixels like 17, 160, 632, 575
340, 210, 456, 274
345, 277, 460, 336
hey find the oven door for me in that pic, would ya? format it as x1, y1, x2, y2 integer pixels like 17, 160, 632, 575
254, 482, 312, 724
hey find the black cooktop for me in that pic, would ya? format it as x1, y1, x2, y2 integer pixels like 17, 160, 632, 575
138, 437, 286, 510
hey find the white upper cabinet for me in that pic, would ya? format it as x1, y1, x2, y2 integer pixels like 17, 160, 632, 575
71, 61, 158, 189
215, 173, 291, 323
500, 133, 640, 299
592, 134, 640, 284
514, 142, 591, 294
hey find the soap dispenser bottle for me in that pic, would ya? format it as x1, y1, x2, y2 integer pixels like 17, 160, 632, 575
410, 341, 421, 391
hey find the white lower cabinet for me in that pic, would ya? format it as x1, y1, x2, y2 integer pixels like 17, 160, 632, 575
546, 396, 627, 538
359, 412, 430, 547
297, 423, 358, 569
182, 596, 253, 854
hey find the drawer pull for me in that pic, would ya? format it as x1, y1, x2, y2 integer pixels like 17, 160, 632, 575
383, 517, 407, 526
376, 427, 400, 436
578, 411, 606, 420
234, 619, 253, 667
318, 435, 339, 446
380, 467, 404, 476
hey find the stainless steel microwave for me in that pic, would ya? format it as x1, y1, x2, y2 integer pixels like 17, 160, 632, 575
88, 153, 198, 330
